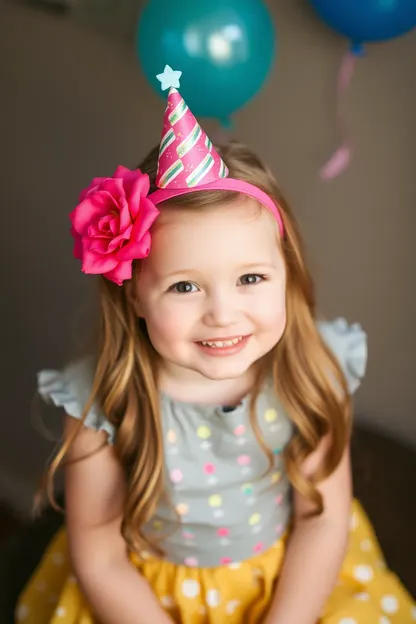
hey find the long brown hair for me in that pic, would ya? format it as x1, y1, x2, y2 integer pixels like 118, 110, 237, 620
44, 141, 351, 554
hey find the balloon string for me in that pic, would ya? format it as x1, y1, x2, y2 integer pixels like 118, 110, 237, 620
320, 50, 358, 180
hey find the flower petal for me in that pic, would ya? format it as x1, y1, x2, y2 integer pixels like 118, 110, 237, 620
113, 165, 133, 179
88, 238, 111, 253
71, 228, 83, 259
98, 178, 124, 205
116, 231, 151, 262
118, 196, 132, 232
70, 191, 117, 236
132, 198, 160, 241
104, 261, 132, 285
107, 225, 132, 253
81, 240, 118, 274
125, 172, 150, 220
78, 176, 106, 201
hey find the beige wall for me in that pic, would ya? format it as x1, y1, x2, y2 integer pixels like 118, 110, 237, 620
1, 1, 415, 511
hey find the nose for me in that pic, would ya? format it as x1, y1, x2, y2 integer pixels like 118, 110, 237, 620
203, 287, 239, 328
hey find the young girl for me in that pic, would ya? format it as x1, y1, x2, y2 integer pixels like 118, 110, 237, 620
17, 68, 415, 624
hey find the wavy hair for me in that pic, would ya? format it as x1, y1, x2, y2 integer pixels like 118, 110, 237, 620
43, 141, 351, 554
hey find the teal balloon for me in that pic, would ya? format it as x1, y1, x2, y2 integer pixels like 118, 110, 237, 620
136, 0, 276, 124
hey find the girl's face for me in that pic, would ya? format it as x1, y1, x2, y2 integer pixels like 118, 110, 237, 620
135, 198, 286, 384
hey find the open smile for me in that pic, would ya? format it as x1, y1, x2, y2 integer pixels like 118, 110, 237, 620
195, 335, 251, 356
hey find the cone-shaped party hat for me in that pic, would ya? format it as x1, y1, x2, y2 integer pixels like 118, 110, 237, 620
155, 65, 229, 190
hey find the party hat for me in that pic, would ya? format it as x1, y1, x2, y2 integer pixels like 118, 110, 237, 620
155, 65, 229, 190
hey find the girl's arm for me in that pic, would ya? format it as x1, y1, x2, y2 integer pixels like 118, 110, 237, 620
264, 435, 352, 624
64, 417, 172, 624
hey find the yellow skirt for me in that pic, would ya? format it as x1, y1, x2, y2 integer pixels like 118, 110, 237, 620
16, 500, 415, 623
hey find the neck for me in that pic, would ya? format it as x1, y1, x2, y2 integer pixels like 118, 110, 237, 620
157, 362, 259, 406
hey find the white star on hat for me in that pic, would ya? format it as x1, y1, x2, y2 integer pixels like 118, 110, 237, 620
156, 65, 182, 91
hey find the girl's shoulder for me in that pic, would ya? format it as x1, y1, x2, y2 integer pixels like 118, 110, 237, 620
37, 356, 116, 444
317, 317, 367, 393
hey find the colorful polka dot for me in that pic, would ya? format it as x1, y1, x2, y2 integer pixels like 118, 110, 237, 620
208, 494, 223, 507
253, 542, 264, 553
264, 408, 278, 423
204, 463, 215, 474
275, 494, 283, 505
217, 527, 229, 537
166, 429, 177, 444
241, 483, 254, 495
152, 520, 163, 530
181, 579, 200, 598
273, 447, 282, 455
354, 592, 370, 601
353, 564, 374, 583
249, 512, 261, 526
360, 538, 372, 551
271, 471, 282, 484
234, 424, 245, 436
160, 595, 175, 608
176, 503, 189, 516
225, 600, 240, 615
184, 557, 198, 567
170, 468, 183, 484
237, 455, 251, 466
350, 511, 359, 531
182, 529, 195, 539
197, 425, 211, 439
381, 595, 399, 614
220, 556, 233, 565
206, 589, 221, 608
16, 605, 29, 621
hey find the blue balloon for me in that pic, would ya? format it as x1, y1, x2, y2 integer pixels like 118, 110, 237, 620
309, 0, 416, 44
136, 0, 276, 124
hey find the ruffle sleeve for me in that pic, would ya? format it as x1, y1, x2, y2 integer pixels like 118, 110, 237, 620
317, 317, 367, 393
37, 357, 116, 444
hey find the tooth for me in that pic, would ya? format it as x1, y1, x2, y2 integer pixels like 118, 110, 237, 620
201, 337, 244, 347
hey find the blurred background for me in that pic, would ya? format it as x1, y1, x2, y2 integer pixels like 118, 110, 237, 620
0, 0, 415, 596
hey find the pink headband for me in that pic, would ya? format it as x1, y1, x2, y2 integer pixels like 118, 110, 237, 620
70, 66, 284, 286
149, 179, 284, 236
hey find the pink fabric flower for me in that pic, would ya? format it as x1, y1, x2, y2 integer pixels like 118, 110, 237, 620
70, 166, 160, 285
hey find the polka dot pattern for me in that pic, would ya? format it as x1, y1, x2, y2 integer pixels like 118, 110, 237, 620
182, 579, 200, 598
206, 589, 221, 608
381, 595, 399, 614
208, 494, 222, 507
264, 408, 278, 423
197, 425, 211, 439
248, 513, 261, 526
353, 564, 374, 583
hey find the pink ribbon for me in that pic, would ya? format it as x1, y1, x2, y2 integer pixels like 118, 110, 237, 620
320, 50, 359, 180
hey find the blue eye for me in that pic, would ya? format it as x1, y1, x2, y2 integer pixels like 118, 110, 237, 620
239, 274, 267, 286
170, 281, 199, 294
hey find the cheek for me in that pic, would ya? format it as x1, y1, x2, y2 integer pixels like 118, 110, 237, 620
252, 284, 286, 330
143, 302, 195, 352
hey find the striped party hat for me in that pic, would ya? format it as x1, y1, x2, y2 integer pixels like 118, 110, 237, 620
155, 65, 229, 190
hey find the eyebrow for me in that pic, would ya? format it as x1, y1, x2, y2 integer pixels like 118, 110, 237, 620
163, 262, 278, 280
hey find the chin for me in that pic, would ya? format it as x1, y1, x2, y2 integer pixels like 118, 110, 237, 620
193, 360, 254, 381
